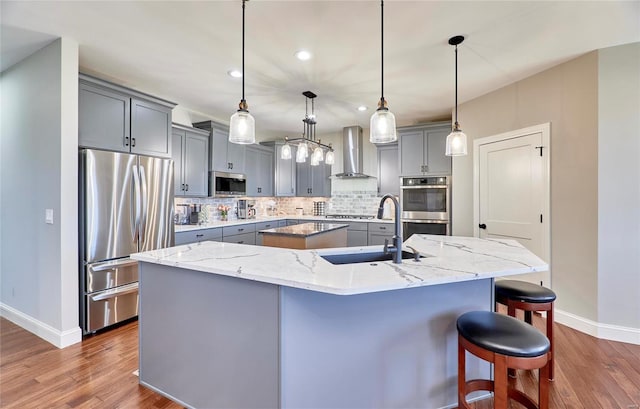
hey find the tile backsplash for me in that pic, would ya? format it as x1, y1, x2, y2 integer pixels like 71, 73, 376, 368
175, 177, 394, 223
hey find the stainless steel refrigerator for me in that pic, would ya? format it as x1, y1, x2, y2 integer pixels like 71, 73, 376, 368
79, 149, 174, 334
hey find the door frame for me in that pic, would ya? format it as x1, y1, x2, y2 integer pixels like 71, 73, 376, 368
472, 123, 551, 266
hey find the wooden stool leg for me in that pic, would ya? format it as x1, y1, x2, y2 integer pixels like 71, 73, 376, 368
493, 354, 509, 409
547, 305, 554, 381
457, 336, 468, 408
507, 302, 517, 378
524, 310, 533, 325
539, 359, 550, 409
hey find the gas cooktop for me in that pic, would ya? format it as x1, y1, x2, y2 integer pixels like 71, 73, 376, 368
324, 214, 375, 220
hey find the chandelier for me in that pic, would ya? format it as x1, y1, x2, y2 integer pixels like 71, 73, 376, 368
281, 91, 335, 166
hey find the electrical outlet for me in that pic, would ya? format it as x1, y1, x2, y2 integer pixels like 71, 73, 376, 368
45, 209, 54, 224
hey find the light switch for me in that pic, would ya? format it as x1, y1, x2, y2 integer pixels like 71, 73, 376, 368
45, 208, 54, 224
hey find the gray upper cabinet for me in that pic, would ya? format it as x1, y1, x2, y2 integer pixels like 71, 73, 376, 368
245, 145, 274, 197
193, 121, 246, 174
296, 161, 331, 197
398, 122, 451, 176
130, 98, 172, 157
172, 124, 209, 197
78, 74, 175, 158
262, 142, 296, 197
377, 143, 400, 196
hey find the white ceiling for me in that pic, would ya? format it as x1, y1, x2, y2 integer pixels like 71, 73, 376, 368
2, 1, 639, 137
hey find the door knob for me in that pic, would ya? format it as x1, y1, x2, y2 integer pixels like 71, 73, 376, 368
479, 223, 487, 230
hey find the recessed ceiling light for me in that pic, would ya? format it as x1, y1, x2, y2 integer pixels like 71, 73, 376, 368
227, 70, 242, 78
295, 50, 312, 61
357, 106, 368, 112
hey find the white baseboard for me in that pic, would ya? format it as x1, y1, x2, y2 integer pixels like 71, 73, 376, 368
555, 309, 640, 345
0, 302, 82, 349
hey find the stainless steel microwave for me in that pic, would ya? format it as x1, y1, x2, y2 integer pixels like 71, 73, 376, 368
209, 171, 246, 197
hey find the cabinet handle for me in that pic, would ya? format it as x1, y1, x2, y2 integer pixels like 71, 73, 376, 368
125, 136, 130, 147
131, 138, 136, 147
230, 163, 234, 169
181, 183, 185, 191
196, 234, 204, 238
237, 241, 244, 244
380, 226, 386, 230
238, 228, 244, 232
185, 184, 189, 191
291, 188, 294, 193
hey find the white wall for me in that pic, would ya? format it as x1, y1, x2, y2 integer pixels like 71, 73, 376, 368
597, 43, 640, 335
0, 38, 81, 347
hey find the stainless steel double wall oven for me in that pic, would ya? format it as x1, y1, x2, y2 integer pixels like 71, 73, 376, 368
400, 176, 450, 240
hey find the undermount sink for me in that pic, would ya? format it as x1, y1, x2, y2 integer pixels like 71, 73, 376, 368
320, 250, 422, 265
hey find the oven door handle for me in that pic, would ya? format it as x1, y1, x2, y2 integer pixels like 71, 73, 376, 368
90, 282, 138, 302
402, 219, 449, 224
400, 185, 448, 189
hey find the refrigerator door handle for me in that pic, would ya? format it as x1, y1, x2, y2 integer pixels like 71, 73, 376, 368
89, 282, 139, 302
132, 165, 142, 241
139, 165, 148, 241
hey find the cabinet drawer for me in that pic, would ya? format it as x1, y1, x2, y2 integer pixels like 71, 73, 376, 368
346, 222, 368, 232
223, 224, 256, 236
222, 232, 256, 245
368, 222, 393, 233
255, 221, 278, 231
175, 228, 222, 245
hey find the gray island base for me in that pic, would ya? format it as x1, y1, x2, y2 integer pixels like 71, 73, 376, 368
134, 235, 548, 409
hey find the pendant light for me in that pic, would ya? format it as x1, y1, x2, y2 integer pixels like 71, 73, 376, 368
445, 35, 468, 156
369, 0, 396, 144
229, 0, 255, 145
281, 137, 292, 160
325, 145, 335, 165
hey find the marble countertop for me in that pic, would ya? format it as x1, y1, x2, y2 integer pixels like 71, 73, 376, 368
175, 215, 390, 232
259, 222, 349, 237
132, 234, 548, 295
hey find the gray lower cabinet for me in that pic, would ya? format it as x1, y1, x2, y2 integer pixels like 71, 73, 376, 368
296, 161, 331, 197
175, 228, 223, 245
377, 143, 400, 196
172, 125, 209, 197
367, 222, 394, 246
246, 145, 274, 197
223, 224, 257, 245
262, 142, 296, 197
346, 222, 368, 247
79, 74, 174, 158
193, 121, 245, 173
398, 122, 451, 176
255, 221, 278, 245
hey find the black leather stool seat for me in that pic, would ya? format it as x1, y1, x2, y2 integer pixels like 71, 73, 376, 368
495, 280, 556, 303
457, 311, 550, 358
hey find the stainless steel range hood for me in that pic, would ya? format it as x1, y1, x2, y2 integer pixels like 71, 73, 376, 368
334, 126, 373, 178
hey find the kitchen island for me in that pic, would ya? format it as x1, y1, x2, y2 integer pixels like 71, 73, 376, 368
132, 235, 547, 409
259, 222, 348, 249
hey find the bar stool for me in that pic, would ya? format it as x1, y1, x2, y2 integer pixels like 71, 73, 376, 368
495, 280, 556, 380
457, 311, 550, 409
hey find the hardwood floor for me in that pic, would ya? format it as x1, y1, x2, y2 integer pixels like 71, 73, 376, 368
1, 315, 639, 408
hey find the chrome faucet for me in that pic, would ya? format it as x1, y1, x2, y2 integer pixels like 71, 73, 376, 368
377, 194, 402, 264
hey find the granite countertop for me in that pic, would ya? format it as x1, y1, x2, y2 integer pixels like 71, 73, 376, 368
259, 222, 349, 237
132, 234, 548, 295
174, 215, 390, 233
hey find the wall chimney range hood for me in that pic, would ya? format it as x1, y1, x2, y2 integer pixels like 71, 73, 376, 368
335, 126, 373, 178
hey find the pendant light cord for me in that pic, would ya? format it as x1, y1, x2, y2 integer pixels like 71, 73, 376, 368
454, 43, 458, 125
380, 0, 384, 103
242, 0, 246, 104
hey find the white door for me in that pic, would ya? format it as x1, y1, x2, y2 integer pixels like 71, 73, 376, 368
475, 124, 550, 286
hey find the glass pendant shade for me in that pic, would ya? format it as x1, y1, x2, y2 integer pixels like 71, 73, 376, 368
310, 151, 320, 166
281, 143, 292, 160
445, 129, 468, 156
325, 150, 335, 165
369, 108, 397, 144
229, 110, 255, 144
312, 146, 324, 163
296, 142, 308, 163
